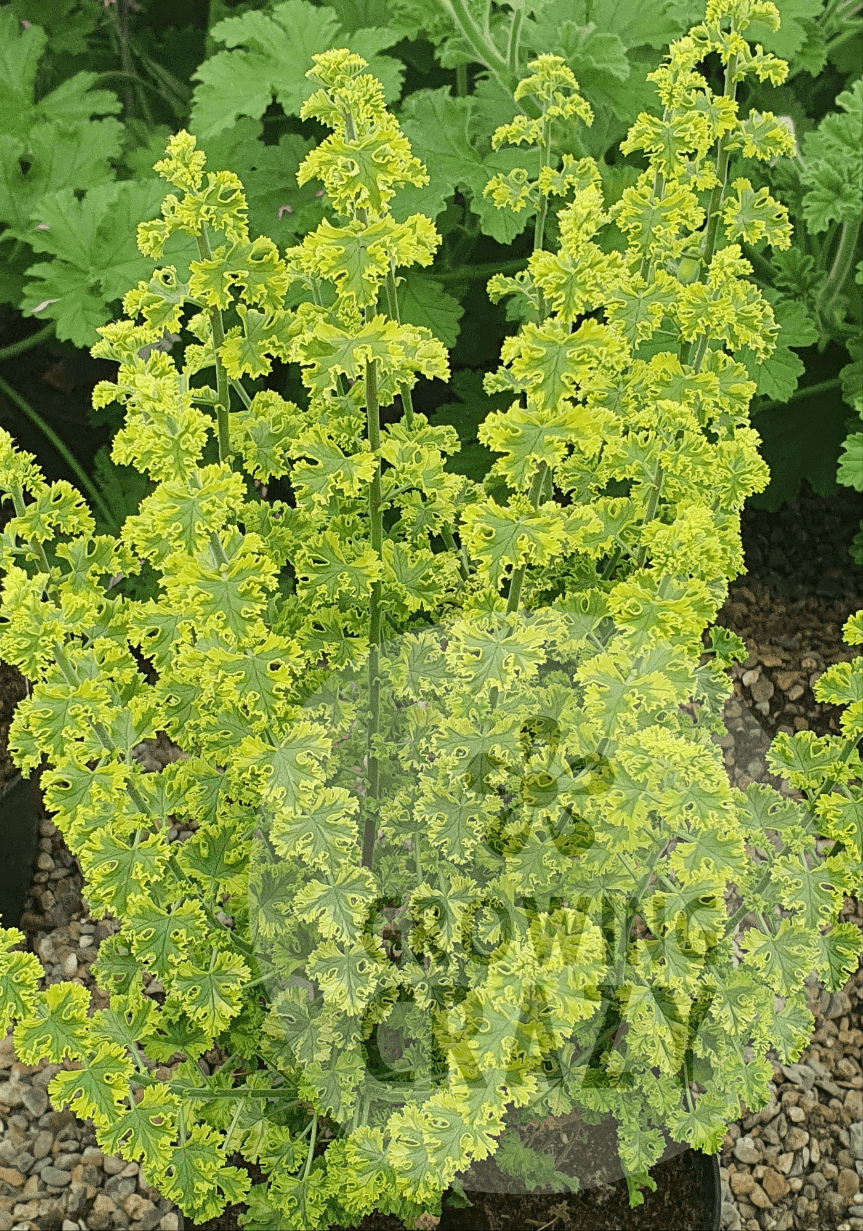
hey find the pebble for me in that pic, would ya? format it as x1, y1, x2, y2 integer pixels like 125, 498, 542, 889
750, 678, 774, 703
735, 1136, 762, 1165
41, 1165, 72, 1186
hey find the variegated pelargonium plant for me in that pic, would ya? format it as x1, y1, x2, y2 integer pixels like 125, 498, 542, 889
0, 2, 861, 1228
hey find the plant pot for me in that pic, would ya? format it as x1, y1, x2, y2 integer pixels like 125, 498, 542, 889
0, 772, 40, 929
436, 1111, 722, 1231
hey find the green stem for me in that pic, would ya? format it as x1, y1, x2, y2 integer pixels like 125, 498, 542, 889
435, 257, 528, 283
171, 1084, 299, 1100
638, 164, 665, 283
195, 227, 231, 462
505, 461, 548, 616
209, 529, 230, 567
455, 62, 468, 96
441, 0, 526, 107
506, 3, 524, 75
302, 1113, 318, 1182
442, 524, 470, 581
0, 374, 117, 531
755, 376, 842, 415
600, 546, 621, 581
815, 218, 862, 337
809, 734, 860, 803
230, 377, 252, 409
384, 262, 469, 581
699, 56, 740, 273
9, 483, 52, 575
724, 872, 771, 937
0, 321, 56, 363
363, 338, 383, 871
533, 125, 553, 257
384, 263, 413, 431
634, 464, 663, 569
691, 332, 710, 372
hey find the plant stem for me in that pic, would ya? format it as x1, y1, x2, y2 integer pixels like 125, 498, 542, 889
384, 261, 469, 580
679, 54, 740, 368
440, 0, 533, 111
302, 1112, 318, 1181
435, 257, 529, 283
363, 333, 383, 870
700, 56, 740, 273
816, 218, 862, 337
505, 460, 548, 615
195, 227, 231, 462
506, 2, 524, 75
635, 465, 663, 569
170, 1083, 299, 1100
0, 374, 117, 531
230, 377, 252, 409
0, 321, 56, 363
755, 376, 842, 415
9, 483, 52, 575
384, 264, 414, 431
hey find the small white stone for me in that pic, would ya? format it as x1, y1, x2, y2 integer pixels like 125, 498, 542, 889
734, 1135, 761, 1164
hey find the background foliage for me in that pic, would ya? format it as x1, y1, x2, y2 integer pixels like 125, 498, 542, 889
0, 0, 861, 548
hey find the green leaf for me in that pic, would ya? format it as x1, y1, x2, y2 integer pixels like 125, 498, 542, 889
305, 936, 397, 1017
770, 855, 838, 931
740, 920, 819, 997
125, 900, 210, 984
265, 985, 333, 1068
173, 812, 251, 900
13, 981, 91, 1064
744, 0, 823, 60
768, 997, 814, 1064
800, 78, 863, 232
814, 923, 863, 993
95, 1083, 181, 1168
394, 89, 489, 224
165, 951, 250, 1036
742, 299, 818, 403
750, 393, 849, 509
49, 1042, 134, 1126
89, 935, 145, 1002
150, 1122, 251, 1223
139, 1012, 212, 1063
461, 498, 568, 589
88, 996, 162, 1059
237, 721, 330, 813
837, 432, 863, 492
189, 1, 404, 139
397, 271, 464, 348
766, 730, 850, 790
20, 180, 197, 346
189, 121, 325, 251
0, 9, 120, 142
79, 828, 171, 919
293, 863, 379, 942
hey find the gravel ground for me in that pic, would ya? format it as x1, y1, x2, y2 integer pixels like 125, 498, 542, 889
0, 482, 860, 1231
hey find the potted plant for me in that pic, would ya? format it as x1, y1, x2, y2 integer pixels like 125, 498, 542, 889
0, 1, 861, 1228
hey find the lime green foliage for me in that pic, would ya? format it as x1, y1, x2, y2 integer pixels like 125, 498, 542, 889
0, 4, 861, 1229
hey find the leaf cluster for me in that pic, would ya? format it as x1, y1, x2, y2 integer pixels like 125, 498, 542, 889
0, 4, 861, 1228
